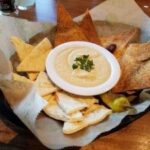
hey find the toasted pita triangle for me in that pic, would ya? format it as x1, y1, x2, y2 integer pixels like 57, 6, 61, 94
63, 105, 112, 134
100, 28, 140, 59
43, 94, 83, 122
77, 97, 98, 107
35, 72, 57, 96
54, 2, 87, 46
84, 105, 112, 126
112, 43, 150, 93
43, 94, 68, 121
63, 121, 86, 134
68, 112, 83, 122
79, 10, 101, 45
27, 73, 38, 81
17, 38, 52, 72
43, 94, 56, 103
81, 104, 100, 115
56, 92, 98, 108
11, 36, 39, 81
13, 73, 33, 83
56, 91, 88, 114
11, 36, 34, 61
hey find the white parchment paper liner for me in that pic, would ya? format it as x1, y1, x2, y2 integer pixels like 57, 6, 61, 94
0, 0, 150, 149
75, 0, 150, 42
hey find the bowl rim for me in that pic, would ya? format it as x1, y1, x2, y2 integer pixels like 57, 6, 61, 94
46, 41, 121, 96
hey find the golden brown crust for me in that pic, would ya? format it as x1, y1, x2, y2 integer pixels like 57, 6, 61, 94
79, 10, 101, 45
112, 43, 150, 93
54, 2, 88, 47
100, 28, 140, 59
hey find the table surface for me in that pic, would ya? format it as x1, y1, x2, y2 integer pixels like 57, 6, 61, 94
0, 0, 150, 150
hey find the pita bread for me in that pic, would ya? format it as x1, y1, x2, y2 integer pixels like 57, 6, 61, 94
112, 43, 150, 93
43, 94, 83, 122
44, 104, 84, 122
63, 105, 112, 134
100, 28, 140, 59
54, 2, 87, 46
79, 10, 101, 45
11, 36, 34, 61
27, 73, 38, 81
68, 111, 83, 122
13, 73, 33, 83
84, 106, 112, 126
11, 36, 39, 80
56, 91, 88, 114
43, 94, 68, 121
77, 97, 98, 107
63, 121, 86, 134
81, 104, 100, 115
35, 72, 57, 96
17, 38, 52, 72
57, 92, 98, 108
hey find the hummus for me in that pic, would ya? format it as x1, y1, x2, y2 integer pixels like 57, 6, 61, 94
55, 46, 111, 87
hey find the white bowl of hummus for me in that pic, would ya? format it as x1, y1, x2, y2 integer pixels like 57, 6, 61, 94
46, 41, 121, 96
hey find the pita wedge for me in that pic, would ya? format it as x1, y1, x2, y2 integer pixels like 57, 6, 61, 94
17, 38, 52, 72
56, 91, 88, 114
57, 92, 98, 108
27, 73, 38, 81
93, 21, 140, 59
112, 43, 150, 93
35, 72, 57, 96
81, 104, 101, 115
63, 121, 86, 134
11, 36, 34, 61
84, 105, 112, 126
11, 36, 39, 81
77, 97, 98, 107
43, 94, 68, 121
63, 105, 112, 134
79, 10, 101, 45
100, 28, 140, 59
67, 111, 83, 122
43, 94, 83, 122
13, 73, 33, 83
54, 2, 87, 47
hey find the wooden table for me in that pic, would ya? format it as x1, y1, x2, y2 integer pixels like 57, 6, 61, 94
0, 0, 150, 150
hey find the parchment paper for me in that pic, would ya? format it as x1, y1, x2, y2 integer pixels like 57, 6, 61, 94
75, 0, 150, 42
0, 0, 150, 149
